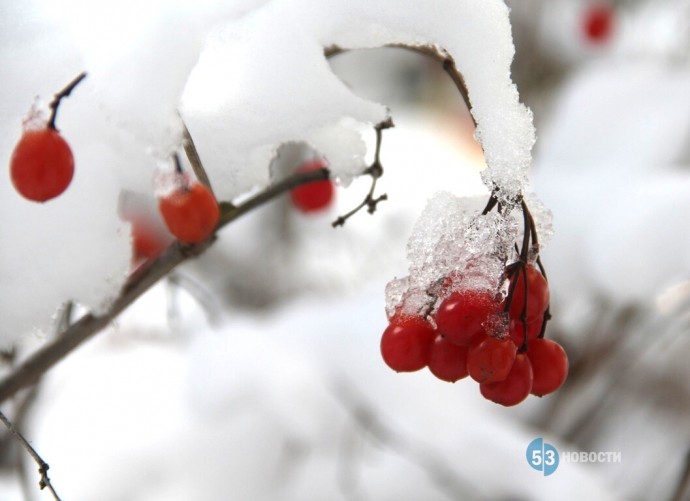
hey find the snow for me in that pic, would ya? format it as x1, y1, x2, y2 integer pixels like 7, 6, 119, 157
20, 284, 619, 501
533, 60, 690, 304
181, 0, 535, 201
0, 0, 535, 348
8, 1, 689, 500
386, 192, 511, 317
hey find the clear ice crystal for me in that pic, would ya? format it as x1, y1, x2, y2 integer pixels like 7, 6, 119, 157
385, 191, 519, 315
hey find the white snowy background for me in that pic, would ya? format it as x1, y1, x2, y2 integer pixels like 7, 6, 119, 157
1, 0, 690, 500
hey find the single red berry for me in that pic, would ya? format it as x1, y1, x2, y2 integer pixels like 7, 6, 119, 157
527, 338, 569, 397
427, 334, 469, 382
508, 318, 543, 349
129, 218, 172, 265
582, 4, 614, 44
158, 182, 220, 244
507, 265, 549, 322
290, 159, 334, 213
435, 289, 500, 346
480, 353, 533, 406
380, 314, 436, 372
467, 336, 517, 384
10, 128, 74, 202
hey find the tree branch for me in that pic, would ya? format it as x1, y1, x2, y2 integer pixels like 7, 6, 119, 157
325, 44, 475, 127
0, 167, 330, 404
1, 43, 472, 405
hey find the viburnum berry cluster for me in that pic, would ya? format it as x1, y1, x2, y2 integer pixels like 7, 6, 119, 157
381, 194, 568, 407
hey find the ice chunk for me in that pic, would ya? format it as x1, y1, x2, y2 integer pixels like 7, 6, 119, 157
386, 191, 519, 316
384, 277, 409, 319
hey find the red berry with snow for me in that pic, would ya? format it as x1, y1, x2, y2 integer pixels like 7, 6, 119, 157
290, 159, 334, 213
435, 289, 500, 346
10, 128, 74, 202
129, 218, 172, 266
480, 353, 533, 406
380, 314, 436, 372
159, 182, 220, 244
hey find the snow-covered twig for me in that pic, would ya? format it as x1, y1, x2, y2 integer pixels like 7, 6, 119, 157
0, 166, 331, 404
326, 44, 475, 126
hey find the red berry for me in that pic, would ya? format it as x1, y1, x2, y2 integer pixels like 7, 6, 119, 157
159, 182, 220, 244
527, 338, 569, 397
507, 265, 549, 322
10, 128, 74, 202
467, 336, 517, 384
130, 218, 171, 265
508, 318, 542, 348
427, 334, 469, 382
480, 353, 533, 406
435, 289, 500, 346
380, 314, 436, 372
290, 159, 334, 213
582, 4, 614, 44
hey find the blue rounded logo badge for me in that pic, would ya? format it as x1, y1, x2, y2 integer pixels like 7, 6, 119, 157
526, 437, 559, 476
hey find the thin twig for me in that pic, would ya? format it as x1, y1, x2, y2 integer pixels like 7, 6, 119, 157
0, 167, 331, 404
47, 72, 87, 131
325, 45, 475, 127
0, 410, 61, 500
181, 119, 214, 193
332, 119, 392, 227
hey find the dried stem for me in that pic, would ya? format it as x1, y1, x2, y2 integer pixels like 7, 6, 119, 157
0, 410, 61, 500
181, 119, 214, 193
484, 192, 551, 349
325, 45, 474, 126
47, 72, 87, 131
332, 118, 392, 227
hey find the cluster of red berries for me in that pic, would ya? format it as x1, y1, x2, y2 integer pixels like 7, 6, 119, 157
380, 264, 568, 406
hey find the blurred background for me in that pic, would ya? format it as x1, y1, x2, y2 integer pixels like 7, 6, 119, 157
2, 0, 690, 499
